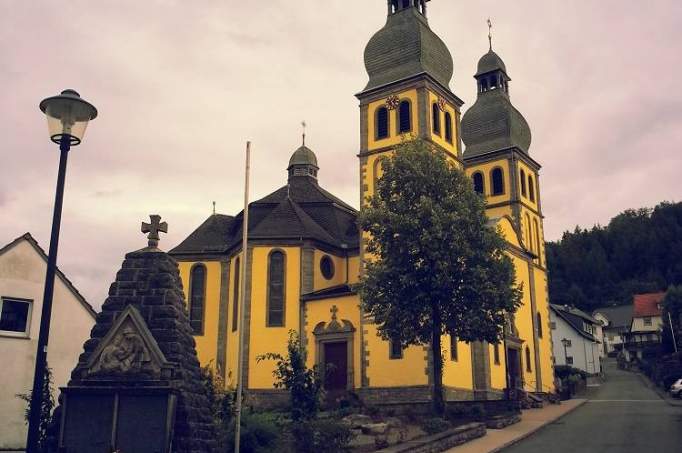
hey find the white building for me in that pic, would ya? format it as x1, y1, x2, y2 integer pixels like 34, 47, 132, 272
623, 293, 665, 361
592, 305, 633, 357
549, 304, 602, 375
0, 233, 96, 451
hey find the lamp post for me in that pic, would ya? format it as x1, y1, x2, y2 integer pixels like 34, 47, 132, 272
26, 90, 97, 453
561, 338, 570, 366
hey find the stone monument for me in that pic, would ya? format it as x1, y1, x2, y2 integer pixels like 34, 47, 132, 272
57, 215, 214, 453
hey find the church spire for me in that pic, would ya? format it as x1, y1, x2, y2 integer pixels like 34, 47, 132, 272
287, 126, 319, 184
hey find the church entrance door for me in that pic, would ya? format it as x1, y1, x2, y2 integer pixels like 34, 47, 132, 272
324, 341, 348, 392
507, 347, 522, 390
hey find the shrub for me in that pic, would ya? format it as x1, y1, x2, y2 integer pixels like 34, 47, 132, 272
224, 412, 282, 453
290, 418, 353, 453
17, 365, 54, 453
420, 417, 451, 435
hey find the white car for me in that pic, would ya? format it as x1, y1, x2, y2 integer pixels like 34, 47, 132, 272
670, 379, 682, 398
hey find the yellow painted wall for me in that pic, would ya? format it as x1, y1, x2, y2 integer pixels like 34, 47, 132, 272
313, 251, 348, 291
517, 161, 539, 211
465, 159, 512, 206
489, 342, 507, 390
364, 322, 428, 387
520, 206, 546, 267
534, 267, 556, 392
177, 260, 222, 370
427, 91, 458, 155
305, 295, 363, 389
367, 89, 419, 151
249, 246, 301, 389
442, 336, 473, 390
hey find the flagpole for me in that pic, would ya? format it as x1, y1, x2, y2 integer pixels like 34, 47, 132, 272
234, 141, 251, 453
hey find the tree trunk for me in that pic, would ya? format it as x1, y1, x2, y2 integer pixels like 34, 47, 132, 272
431, 305, 445, 416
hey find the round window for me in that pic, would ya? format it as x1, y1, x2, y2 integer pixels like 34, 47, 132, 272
320, 255, 335, 280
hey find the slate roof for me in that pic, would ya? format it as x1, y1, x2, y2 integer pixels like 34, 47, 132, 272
289, 145, 318, 168
362, 6, 453, 92
170, 176, 359, 256
550, 304, 599, 341
476, 50, 507, 76
593, 305, 633, 330
633, 292, 665, 318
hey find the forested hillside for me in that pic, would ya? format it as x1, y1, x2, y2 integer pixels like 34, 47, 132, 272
547, 202, 682, 312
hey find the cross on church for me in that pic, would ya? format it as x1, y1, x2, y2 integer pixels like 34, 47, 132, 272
330, 305, 339, 321
141, 214, 168, 248
487, 17, 493, 50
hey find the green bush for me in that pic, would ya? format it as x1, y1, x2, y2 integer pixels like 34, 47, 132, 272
420, 417, 451, 435
226, 413, 282, 453
290, 418, 353, 453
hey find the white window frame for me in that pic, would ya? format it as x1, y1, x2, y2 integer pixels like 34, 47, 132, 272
0, 297, 33, 338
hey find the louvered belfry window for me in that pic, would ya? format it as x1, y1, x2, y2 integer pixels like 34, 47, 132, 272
399, 100, 412, 133
189, 264, 206, 334
268, 251, 285, 327
376, 106, 389, 139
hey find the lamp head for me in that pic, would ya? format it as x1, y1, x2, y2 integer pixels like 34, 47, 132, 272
40, 89, 97, 146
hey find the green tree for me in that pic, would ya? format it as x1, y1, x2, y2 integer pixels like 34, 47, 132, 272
663, 285, 682, 353
358, 140, 522, 415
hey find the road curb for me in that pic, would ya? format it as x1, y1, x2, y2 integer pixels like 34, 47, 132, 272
487, 400, 588, 453
635, 372, 682, 407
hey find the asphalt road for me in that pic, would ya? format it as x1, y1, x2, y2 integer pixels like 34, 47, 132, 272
502, 360, 682, 453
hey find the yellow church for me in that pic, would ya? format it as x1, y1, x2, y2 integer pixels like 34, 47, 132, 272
169, 0, 555, 406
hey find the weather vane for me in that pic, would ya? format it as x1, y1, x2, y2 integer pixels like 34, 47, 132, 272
212, 201, 216, 215
487, 17, 493, 50
301, 120, 307, 146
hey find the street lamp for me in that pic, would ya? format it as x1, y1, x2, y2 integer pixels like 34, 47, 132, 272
561, 338, 571, 366
26, 90, 97, 453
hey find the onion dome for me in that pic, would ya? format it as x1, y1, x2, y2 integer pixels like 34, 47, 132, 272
363, 3, 453, 92
288, 144, 319, 182
461, 49, 532, 158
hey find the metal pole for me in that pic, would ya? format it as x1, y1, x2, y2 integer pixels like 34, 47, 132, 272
669, 312, 678, 354
26, 135, 70, 452
234, 141, 251, 453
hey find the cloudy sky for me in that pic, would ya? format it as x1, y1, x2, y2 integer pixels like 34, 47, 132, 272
2, 0, 681, 308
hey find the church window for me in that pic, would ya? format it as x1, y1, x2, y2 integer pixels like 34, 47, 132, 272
520, 169, 527, 197
525, 214, 532, 252
389, 337, 403, 359
525, 347, 532, 372
450, 335, 458, 361
267, 250, 286, 327
401, 0, 410, 8
493, 343, 500, 365
376, 106, 389, 140
320, 255, 335, 280
0, 297, 32, 336
528, 175, 536, 202
537, 312, 543, 338
533, 219, 541, 265
491, 168, 505, 196
399, 100, 412, 133
189, 264, 206, 335
445, 112, 453, 143
481, 79, 489, 92
472, 172, 485, 195
232, 257, 240, 332
432, 103, 441, 135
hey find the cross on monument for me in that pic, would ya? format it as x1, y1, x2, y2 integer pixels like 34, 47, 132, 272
141, 214, 168, 248
330, 305, 339, 321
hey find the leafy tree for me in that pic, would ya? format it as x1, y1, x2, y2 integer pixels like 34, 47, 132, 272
663, 285, 682, 353
17, 365, 54, 453
358, 139, 522, 415
199, 364, 234, 451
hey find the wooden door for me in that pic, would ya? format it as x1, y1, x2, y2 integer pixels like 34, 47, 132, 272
324, 341, 348, 391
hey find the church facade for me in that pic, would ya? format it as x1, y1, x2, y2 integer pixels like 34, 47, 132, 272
170, 0, 555, 405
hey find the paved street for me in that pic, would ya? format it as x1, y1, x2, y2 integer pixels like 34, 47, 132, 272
502, 360, 682, 453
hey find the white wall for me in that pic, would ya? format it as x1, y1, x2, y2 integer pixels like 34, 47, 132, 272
631, 316, 663, 333
550, 311, 601, 375
0, 239, 96, 450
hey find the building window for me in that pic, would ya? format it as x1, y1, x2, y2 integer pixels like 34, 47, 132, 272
525, 347, 532, 372
550, 321, 556, 330
533, 219, 542, 265
450, 335, 458, 361
232, 257, 240, 332
566, 356, 574, 365
320, 255, 335, 280
432, 103, 441, 135
520, 169, 527, 197
0, 298, 32, 336
537, 312, 543, 338
493, 343, 500, 365
376, 106, 389, 140
398, 100, 412, 133
267, 250, 286, 327
389, 337, 403, 359
189, 264, 206, 335
528, 175, 536, 202
491, 168, 505, 196
445, 112, 453, 143
644, 317, 652, 326
472, 172, 485, 195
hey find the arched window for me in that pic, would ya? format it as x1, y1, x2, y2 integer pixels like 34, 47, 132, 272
472, 172, 485, 195
444, 112, 453, 143
189, 264, 206, 335
525, 347, 532, 372
401, 0, 410, 8
537, 312, 543, 339
528, 175, 536, 202
525, 214, 532, 252
534, 219, 542, 266
376, 106, 389, 140
491, 168, 505, 196
399, 100, 412, 133
389, 336, 403, 359
232, 257, 240, 332
450, 335, 459, 361
267, 250, 286, 327
493, 343, 500, 365
520, 169, 527, 197
432, 103, 441, 135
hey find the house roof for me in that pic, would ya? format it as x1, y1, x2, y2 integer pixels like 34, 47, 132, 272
170, 176, 359, 256
593, 304, 633, 329
550, 304, 598, 341
633, 292, 665, 318
0, 233, 97, 318
300, 284, 356, 302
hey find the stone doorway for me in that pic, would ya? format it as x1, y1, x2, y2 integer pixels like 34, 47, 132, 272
507, 347, 522, 390
313, 305, 356, 395
324, 341, 349, 391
